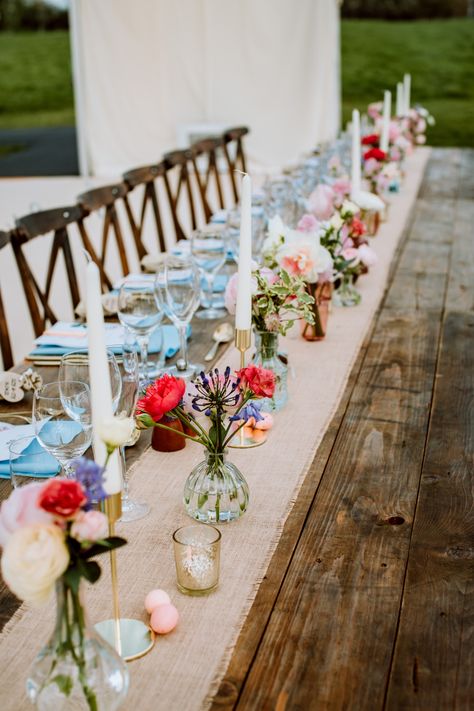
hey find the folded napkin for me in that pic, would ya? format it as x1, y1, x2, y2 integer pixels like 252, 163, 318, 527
29, 323, 190, 359
0, 426, 60, 479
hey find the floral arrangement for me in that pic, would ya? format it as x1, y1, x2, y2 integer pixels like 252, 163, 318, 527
405, 105, 435, 146
225, 265, 315, 336
360, 135, 402, 195
136, 368, 276, 452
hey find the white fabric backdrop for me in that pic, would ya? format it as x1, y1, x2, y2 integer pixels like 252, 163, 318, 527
70, 0, 341, 176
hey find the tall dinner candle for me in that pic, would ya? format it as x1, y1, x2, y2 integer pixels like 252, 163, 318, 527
403, 73, 411, 114
86, 261, 122, 494
380, 90, 391, 153
235, 173, 252, 331
351, 109, 361, 193
396, 82, 404, 117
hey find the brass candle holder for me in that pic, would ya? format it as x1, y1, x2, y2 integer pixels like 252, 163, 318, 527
94, 493, 155, 662
229, 328, 267, 449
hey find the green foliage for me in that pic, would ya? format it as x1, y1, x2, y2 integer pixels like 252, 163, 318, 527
341, 19, 474, 147
252, 269, 315, 336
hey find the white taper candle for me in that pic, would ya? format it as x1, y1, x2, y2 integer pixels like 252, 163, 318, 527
351, 109, 361, 193
403, 73, 411, 115
396, 82, 404, 117
235, 173, 252, 331
380, 90, 391, 153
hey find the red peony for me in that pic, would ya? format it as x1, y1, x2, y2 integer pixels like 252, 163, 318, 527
361, 133, 379, 146
136, 374, 186, 423
364, 148, 386, 162
38, 480, 87, 519
237, 365, 276, 399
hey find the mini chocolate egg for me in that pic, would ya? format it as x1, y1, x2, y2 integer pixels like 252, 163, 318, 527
150, 603, 179, 634
255, 413, 273, 430
145, 588, 171, 614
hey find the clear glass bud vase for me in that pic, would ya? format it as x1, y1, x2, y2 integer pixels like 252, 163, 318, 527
333, 275, 362, 307
184, 450, 249, 524
27, 579, 129, 711
253, 330, 288, 411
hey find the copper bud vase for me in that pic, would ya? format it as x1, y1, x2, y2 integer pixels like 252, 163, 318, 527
301, 282, 332, 341
152, 418, 186, 452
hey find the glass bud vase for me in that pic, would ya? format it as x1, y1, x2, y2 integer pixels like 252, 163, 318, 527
183, 450, 249, 524
27, 579, 129, 711
253, 330, 288, 411
333, 274, 362, 308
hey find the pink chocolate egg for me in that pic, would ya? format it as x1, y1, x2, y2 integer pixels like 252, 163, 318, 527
145, 589, 171, 614
255, 413, 273, 430
150, 603, 179, 634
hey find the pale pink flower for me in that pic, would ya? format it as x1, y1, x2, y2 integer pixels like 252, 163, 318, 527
297, 213, 320, 233
358, 244, 378, 267
416, 135, 426, 145
342, 247, 360, 266
0, 483, 53, 547
332, 177, 351, 199
307, 184, 335, 220
364, 158, 380, 177
368, 101, 383, 120
388, 121, 401, 142
70, 510, 108, 543
416, 118, 427, 134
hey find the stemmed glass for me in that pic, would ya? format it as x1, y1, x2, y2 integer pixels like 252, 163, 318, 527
118, 341, 150, 522
155, 255, 202, 380
59, 349, 122, 413
117, 282, 163, 384
191, 228, 228, 319
33, 381, 92, 478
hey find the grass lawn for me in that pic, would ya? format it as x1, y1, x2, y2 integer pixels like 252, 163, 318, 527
0, 21, 473, 146
341, 19, 474, 147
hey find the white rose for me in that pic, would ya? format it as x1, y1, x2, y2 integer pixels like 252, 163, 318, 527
329, 213, 343, 230
1, 524, 69, 606
98, 415, 135, 448
341, 200, 360, 216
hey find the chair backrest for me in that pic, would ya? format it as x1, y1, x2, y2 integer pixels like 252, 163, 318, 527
122, 162, 167, 255
162, 149, 202, 241
188, 136, 227, 217
77, 182, 134, 290
13, 206, 82, 337
0, 230, 15, 370
221, 126, 249, 203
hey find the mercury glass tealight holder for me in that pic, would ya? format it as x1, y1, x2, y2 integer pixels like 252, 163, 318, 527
173, 525, 221, 595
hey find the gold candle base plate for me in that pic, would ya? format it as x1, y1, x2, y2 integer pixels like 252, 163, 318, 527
95, 619, 155, 662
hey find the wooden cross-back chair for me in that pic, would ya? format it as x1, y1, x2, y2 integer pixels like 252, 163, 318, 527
188, 136, 227, 218
0, 230, 15, 369
221, 126, 249, 204
77, 183, 134, 291
162, 149, 203, 242
122, 162, 167, 256
13, 207, 82, 337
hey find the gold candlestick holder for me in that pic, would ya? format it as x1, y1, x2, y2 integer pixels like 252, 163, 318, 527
94, 493, 155, 662
229, 328, 267, 449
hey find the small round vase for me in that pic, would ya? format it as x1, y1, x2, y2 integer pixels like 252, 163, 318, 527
333, 275, 361, 308
183, 450, 249, 524
27, 580, 129, 711
151, 416, 186, 452
253, 330, 288, 411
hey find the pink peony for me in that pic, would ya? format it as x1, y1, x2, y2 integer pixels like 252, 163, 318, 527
297, 213, 320, 233
70, 510, 108, 543
358, 244, 378, 267
0, 483, 53, 547
308, 184, 335, 221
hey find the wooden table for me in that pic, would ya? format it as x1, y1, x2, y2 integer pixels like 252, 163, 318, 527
1, 149, 472, 710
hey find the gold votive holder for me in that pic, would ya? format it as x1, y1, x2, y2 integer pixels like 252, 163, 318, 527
173, 524, 221, 596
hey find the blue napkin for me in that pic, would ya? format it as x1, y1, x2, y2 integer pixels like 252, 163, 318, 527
29, 324, 191, 359
0, 437, 61, 479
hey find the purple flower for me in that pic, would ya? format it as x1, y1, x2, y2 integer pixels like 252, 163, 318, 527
191, 367, 241, 414
70, 457, 107, 509
230, 402, 264, 423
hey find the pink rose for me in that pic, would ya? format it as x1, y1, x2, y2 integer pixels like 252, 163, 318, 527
0, 483, 53, 547
297, 213, 320, 233
358, 244, 378, 267
70, 510, 108, 543
308, 184, 335, 220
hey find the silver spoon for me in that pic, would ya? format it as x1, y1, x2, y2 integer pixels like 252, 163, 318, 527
204, 322, 234, 362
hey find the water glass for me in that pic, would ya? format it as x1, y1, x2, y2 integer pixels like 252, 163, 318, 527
155, 256, 202, 380
173, 524, 221, 595
191, 228, 228, 320
9, 435, 61, 488
33, 381, 92, 477
117, 281, 163, 383
59, 349, 122, 414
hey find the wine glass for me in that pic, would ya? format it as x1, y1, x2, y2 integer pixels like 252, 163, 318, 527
59, 349, 122, 414
117, 281, 163, 383
155, 255, 202, 379
118, 341, 150, 522
191, 228, 228, 319
33, 381, 92, 478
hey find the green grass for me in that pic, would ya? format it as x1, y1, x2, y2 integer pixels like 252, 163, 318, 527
341, 19, 474, 147
0, 30, 74, 129
0, 22, 473, 146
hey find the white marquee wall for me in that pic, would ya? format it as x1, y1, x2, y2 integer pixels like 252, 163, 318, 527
70, 0, 341, 176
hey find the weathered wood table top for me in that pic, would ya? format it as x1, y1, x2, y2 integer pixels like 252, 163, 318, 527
1, 149, 472, 710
